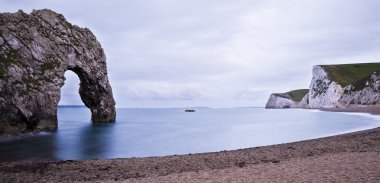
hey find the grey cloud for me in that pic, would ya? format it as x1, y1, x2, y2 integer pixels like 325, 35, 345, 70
2, 0, 380, 107
122, 81, 204, 100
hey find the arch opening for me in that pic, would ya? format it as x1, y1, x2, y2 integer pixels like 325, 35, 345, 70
59, 71, 85, 107
60, 66, 116, 123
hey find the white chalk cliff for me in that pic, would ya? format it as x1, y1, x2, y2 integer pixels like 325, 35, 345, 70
308, 65, 379, 108
266, 94, 297, 108
265, 90, 309, 108
266, 63, 380, 109
308, 65, 345, 108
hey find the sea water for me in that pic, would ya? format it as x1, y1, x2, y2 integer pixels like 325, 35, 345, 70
0, 108, 379, 162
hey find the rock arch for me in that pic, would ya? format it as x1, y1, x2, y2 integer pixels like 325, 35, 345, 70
0, 9, 116, 135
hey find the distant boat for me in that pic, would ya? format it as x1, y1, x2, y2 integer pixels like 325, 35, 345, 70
185, 109, 195, 112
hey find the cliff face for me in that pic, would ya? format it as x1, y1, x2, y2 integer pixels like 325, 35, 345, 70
308, 66, 344, 108
309, 65, 380, 108
265, 89, 309, 108
339, 72, 380, 106
266, 94, 295, 108
266, 63, 380, 109
0, 9, 116, 135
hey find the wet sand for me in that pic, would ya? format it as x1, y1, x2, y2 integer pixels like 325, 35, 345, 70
320, 105, 380, 115
0, 108, 379, 182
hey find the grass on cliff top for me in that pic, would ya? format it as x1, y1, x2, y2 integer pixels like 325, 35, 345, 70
274, 89, 309, 102
320, 62, 380, 87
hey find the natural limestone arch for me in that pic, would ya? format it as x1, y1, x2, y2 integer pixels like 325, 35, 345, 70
0, 9, 116, 135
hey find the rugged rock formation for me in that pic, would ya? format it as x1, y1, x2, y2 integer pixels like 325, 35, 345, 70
265, 89, 309, 108
308, 64, 380, 108
307, 65, 343, 108
0, 9, 116, 135
266, 63, 380, 109
339, 72, 380, 106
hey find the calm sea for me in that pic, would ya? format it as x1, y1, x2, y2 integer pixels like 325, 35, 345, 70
0, 108, 379, 162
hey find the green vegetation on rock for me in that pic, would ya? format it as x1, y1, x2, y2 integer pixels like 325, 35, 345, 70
274, 89, 309, 102
22, 76, 39, 88
321, 63, 380, 87
41, 62, 57, 71
0, 58, 6, 77
0, 49, 21, 77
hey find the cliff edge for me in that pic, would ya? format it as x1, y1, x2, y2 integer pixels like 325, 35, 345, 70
266, 63, 380, 109
265, 89, 309, 108
308, 63, 380, 108
0, 9, 116, 135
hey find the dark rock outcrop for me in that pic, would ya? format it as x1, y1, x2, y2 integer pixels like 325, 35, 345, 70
0, 9, 116, 135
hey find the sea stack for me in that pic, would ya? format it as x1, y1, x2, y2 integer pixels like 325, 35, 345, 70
0, 9, 116, 135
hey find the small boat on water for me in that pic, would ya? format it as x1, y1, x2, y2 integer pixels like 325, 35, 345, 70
185, 109, 195, 112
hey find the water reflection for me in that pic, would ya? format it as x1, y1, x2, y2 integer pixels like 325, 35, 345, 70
0, 108, 379, 162
0, 133, 58, 162
55, 123, 115, 160
0, 123, 115, 162
78, 123, 115, 159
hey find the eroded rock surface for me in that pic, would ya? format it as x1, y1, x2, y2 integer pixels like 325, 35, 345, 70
265, 93, 308, 109
265, 89, 309, 109
0, 9, 116, 135
266, 63, 380, 109
308, 65, 345, 108
308, 65, 380, 108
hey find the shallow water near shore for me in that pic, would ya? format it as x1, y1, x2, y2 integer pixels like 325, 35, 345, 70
0, 108, 379, 162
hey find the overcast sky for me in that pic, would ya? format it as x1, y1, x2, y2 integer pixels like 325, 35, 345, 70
2, 0, 380, 108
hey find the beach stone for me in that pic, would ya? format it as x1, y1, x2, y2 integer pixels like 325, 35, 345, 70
0, 9, 116, 135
